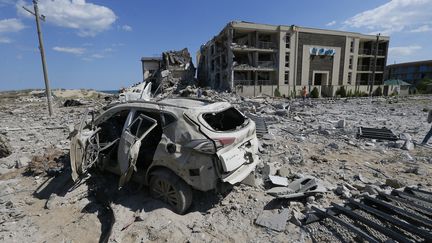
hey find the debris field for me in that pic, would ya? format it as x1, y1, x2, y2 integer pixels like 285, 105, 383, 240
0, 89, 431, 242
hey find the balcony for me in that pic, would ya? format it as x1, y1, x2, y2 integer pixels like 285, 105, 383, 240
357, 65, 384, 71
234, 80, 278, 86
359, 48, 386, 56
234, 80, 254, 86
257, 61, 275, 68
258, 41, 276, 49
257, 79, 277, 85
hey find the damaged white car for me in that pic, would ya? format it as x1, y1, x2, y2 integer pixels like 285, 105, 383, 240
70, 98, 259, 214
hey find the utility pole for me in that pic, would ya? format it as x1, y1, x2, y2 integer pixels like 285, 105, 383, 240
23, 0, 53, 116
370, 33, 380, 96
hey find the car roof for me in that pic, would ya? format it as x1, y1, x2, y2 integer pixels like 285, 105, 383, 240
105, 98, 213, 110
158, 98, 210, 108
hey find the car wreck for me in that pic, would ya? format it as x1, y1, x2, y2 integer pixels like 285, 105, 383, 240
70, 98, 259, 214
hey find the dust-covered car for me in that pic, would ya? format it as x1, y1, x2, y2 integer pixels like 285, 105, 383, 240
70, 98, 259, 214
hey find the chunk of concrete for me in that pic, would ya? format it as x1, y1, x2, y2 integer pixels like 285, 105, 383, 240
336, 119, 346, 128
0, 134, 12, 158
293, 116, 302, 122
402, 140, 414, 151
266, 176, 326, 199
15, 156, 31, 169
255, 209, 290, 232
269, 175, 289, 187
385, 178, 404, 189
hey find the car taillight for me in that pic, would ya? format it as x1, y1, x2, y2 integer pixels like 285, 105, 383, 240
213, 137, 236, 149
192, 140, 216, 154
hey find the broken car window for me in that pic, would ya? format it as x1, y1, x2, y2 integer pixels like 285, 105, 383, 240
128, 114, 156, 138
202, 107, 247, 131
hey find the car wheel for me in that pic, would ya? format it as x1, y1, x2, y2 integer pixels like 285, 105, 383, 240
149, 169, 192, 214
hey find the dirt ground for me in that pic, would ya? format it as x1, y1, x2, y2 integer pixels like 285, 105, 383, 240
0, 91, 431, 242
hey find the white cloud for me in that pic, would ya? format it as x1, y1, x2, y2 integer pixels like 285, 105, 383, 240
326, 20, 336, 27
411, 24, 432, 33
0, 18, 25, 33
344, 0, 432, 34
0, 0, 15, 6
0, 18, 25, 44
121, 24, 132, 32
389, 45, 421, 56
0, 37, 11, 43
91, 53, 104, 59
18, 0, 117, 37
53, 46, 86, 55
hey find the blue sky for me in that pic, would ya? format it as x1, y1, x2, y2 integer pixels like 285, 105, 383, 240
0, 0, 431, 91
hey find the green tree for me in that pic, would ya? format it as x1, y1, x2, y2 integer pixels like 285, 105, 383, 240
416, 78, 432, 94
310, 87, 319, 98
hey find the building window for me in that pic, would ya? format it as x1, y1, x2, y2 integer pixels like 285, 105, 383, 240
348, 72, 352, 85
285, 34, 290, 49
285, 54, 290, 68
284, 71, 289, 84
350, 40, 354, 53
349, 57, 353, 69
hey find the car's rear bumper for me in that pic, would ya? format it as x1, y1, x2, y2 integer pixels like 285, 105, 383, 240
221, 153, 259, 185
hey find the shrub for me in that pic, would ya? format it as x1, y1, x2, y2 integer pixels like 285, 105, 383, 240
310, 87, 319, 98
336, 86, 347, 97
416, 79, 432, 94
373, 86, 382, 96
274, 88, 281, 97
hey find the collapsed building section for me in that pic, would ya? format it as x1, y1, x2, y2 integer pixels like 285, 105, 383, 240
141, 48, 196, 93
197, 21, 390, 97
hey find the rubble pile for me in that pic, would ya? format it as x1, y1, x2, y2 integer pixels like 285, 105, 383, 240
0, 89, 431, 242
151, 48, 196, 94
0, 134, 12, 158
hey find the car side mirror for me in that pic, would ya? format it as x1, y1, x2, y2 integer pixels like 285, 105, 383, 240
167, 143, 176, 154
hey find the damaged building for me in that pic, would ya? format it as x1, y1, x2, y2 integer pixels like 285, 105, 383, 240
141, 48, 196, 92
197, 21, 390, 97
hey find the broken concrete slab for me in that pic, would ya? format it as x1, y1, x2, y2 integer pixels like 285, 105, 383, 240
268, 175, 289, 187
266, 176, 327, 199
255, 208, 290, 232
336, 119, 346, 128
385, 178, 405, 189
402, 140, 414, 151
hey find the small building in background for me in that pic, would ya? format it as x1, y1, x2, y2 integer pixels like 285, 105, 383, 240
141, 57, 162, 83
385, 60, 432, 85
141, 48, 196, 92
197, 21, 390, 97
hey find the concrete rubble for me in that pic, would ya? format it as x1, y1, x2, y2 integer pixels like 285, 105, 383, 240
149, 48, 196, 95
0, 89, 431, 242
0, 134, 12, 158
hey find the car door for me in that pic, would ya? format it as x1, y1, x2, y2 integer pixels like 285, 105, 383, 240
117, 113, 157, 187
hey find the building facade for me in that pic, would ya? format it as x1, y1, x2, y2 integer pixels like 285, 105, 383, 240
141, 57, 162, 83
197, 21, 390, 97
385, 60, 432, 85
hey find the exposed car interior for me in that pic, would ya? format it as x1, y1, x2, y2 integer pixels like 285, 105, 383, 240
202, 107, 247, 131
95, 109, 164, 172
